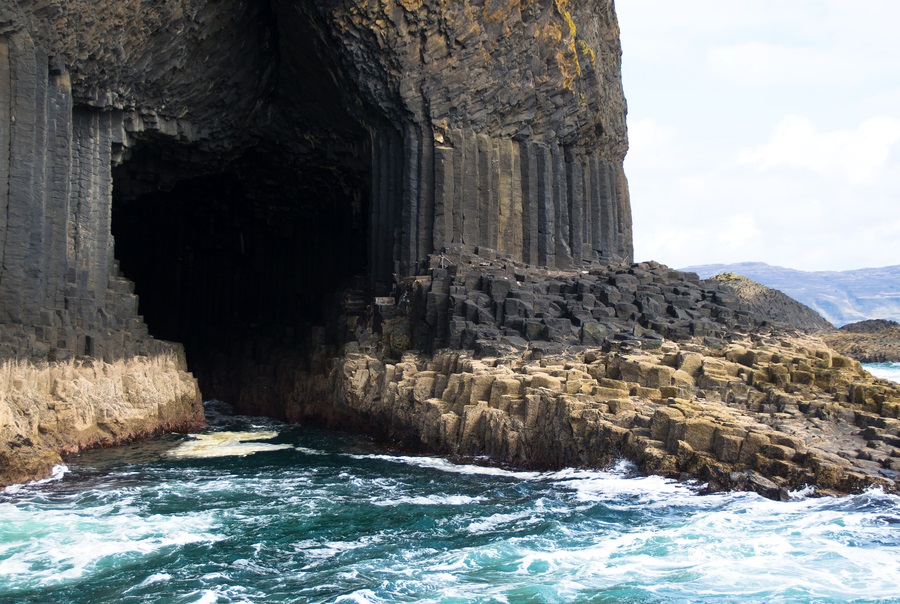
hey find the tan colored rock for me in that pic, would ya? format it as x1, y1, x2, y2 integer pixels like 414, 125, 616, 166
1, 354, 203, 486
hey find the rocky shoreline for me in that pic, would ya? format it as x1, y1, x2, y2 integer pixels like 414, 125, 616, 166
823, 320, 900, 363
287, 338, 898, 500
0, 350, 204, 486
208, 249, 899, 499
3, 251, 899, 498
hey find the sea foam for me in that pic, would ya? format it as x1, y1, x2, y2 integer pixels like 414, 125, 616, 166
167, 431, 293, 459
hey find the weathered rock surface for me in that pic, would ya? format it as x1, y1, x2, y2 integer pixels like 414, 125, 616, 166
212, 250, 899, 497
823, 320, 900, 363
712, 272, 833, 333
2, 1, 892, 498
1, 351, 204, 486
688, 262, 900, 327
0, 1, 633, 483
276, 335, 900, 498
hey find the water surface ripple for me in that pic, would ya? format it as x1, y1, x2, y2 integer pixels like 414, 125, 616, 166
1, 401, 899, 603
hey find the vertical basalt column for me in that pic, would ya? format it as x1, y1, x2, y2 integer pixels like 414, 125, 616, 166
535, 143, 556, 268
369, 130, 384, 284
45, 70, 73, 314
519, 141, 539, 266
509, 141, 523, 262
476, 134, 493, 248
70, 109, 114, 327
600, 161, 615, 263
580, 156, 593, 263
0, 37, 40, 324
551, 143, 572, 268
487, 138, 500, 250
461, 130, 479, 246
369, 126, 403, 283
400, 124, 420, 276
416, 127, 435, 266
588, 154, 602, 260
0, 37, 11, 313
450, 129, 465, 245
615, 164, 633, 261
566, 150, 584, 267
432, 143, 454, 251
370, 125, 631, 277
497, 139, 513, 258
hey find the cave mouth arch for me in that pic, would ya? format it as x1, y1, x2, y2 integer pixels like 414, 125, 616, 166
111, 137, 371, 408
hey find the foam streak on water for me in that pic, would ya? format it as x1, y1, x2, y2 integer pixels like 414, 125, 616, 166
1, 411, 899, 603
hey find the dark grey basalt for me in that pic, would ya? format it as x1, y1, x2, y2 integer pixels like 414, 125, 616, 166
0, 1, 632, 395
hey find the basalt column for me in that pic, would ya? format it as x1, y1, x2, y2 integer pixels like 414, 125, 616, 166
1, 0, 634, 473
325, 0, 633, 275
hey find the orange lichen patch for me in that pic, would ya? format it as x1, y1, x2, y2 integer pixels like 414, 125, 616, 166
554, 0, 577, 39
536, 21, 564, 45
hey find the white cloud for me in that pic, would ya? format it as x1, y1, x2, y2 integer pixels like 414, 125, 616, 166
736, 116, 900, 185
619, 2, 900, 271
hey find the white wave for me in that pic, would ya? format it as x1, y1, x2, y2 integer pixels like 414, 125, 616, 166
295, 446, 328, 456
0, 505, 223, 589
372, 494, 484, 507
167, 431, 293, 459
344, 453, 541, 479
187, 590, 224, 604
135, 572, 171, 587
466, 510, 542, 534
548, 462, 706, 507
864, 362, 900, 384
335, 589, 387, 603
496, 490, 898, 600
2, 464, 70, 495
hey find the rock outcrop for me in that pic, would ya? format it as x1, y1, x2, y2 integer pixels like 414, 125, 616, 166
712, 272, 834, 333
215, 249, 899, 497
687, 262, 900, 327
286, 337, 899, 498
1, 0, 632, 484
823, 320, 900, 363
0, 351, 203, 485
2, 1, 893, 498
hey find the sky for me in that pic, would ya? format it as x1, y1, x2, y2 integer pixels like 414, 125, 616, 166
615, 0, 900, 271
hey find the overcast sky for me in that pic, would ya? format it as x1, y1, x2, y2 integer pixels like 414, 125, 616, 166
616, 1, 900, 271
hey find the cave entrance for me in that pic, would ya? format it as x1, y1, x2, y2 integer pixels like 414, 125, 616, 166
111, 139, 371, 410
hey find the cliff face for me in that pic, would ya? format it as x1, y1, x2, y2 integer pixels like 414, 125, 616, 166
0, 0, 632, 362
0, 0, 632, 483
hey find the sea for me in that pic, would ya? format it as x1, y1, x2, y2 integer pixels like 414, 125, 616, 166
1, 366, 899, 603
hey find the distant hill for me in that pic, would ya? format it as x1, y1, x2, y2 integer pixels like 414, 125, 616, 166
683, 262, 900, 327
711, 272, 833, 332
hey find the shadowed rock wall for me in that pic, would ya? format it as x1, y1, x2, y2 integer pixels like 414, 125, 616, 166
1, 0, 632, 365
327, 0, 633, 275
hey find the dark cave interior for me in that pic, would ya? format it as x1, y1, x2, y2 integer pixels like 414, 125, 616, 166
111, 137, 371, 403
106, 1, 409, 409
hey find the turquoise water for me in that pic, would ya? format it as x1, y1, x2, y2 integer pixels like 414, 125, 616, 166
2, 401, 900, 603
866, 362, 900, 385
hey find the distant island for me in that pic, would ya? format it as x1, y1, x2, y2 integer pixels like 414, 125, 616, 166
683, 262, 900, 327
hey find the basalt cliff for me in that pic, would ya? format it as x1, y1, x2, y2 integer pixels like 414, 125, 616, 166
1, 1, 898, 496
